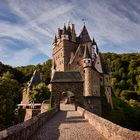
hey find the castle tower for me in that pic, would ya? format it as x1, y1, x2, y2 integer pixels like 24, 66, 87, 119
52, 24, 78, 71
71, 24, 76, 42
83, 45, 92, 96
51, 23, 112, 115
83, 46, 102, 115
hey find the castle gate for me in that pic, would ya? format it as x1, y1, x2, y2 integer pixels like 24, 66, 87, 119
50, 71, 84, 110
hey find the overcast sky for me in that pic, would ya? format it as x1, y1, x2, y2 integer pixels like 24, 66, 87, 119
0, 0, 140, 67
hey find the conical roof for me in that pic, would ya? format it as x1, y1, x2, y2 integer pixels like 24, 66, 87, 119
79, 25, 91, 42
92, 37, 96, 45
53, 35, 57, 44
63, 24, 67, 34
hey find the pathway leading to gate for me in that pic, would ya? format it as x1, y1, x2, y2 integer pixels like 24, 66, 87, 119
30, 104, 106, 140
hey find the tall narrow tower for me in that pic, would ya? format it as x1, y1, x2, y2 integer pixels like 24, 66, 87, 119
83, 45, 102, 115
83, 45, 92, 96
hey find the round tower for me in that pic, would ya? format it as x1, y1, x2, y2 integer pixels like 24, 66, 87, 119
83, 45, 93, 96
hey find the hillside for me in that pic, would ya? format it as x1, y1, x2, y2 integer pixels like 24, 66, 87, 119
102, 53, 140, 130
0, 53, 140, 130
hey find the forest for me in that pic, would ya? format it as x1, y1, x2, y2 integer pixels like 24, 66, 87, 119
0, 53, 140, 130
102, 53, 140, 130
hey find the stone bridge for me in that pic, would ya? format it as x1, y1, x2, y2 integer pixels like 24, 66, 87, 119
0, 104, 140, 140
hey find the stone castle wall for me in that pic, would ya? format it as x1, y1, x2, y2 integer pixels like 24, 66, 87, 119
0, 106, 58, 140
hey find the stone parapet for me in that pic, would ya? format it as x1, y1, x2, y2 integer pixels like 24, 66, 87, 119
77, 106, 140, 140
0, 106, 58, 140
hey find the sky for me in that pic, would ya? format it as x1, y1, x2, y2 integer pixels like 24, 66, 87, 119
0, 0, 140, 67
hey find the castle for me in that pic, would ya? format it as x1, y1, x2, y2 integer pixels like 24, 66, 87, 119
51, 23, 113, 115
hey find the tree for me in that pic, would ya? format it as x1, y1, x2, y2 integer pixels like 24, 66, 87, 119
0, 75, 21, 130
29, 82, 51, 103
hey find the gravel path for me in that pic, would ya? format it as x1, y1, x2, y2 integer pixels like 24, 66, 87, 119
30, 104, 106, 140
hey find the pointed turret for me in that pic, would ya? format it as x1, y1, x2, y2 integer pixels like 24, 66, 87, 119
67, 24, 72, 40
79, 25, 91, 43
71, 24, 76, 42
53, 34, 57, 44
61, 24, 69, 40
63, 24, 67, 34
57, 28, 61, 39
83, 45, 92, 68
92, 37, 96, 45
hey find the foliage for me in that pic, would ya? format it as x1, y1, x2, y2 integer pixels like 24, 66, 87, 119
0, 59, 52, 130
105, 97, 140, 130
103, 53, 140, 130
0, 73, 21, 130
29, 82, 51, 103
0, 62, 25, 84
103, 53, 140, 105
16, 59, 52, 85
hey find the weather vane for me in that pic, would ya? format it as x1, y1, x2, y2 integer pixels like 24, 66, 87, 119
82, 18, 86, 25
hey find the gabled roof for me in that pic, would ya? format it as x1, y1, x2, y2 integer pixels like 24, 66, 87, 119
51, 71, 83, 83
69, 44, 85, 64
79, 25, 91, 42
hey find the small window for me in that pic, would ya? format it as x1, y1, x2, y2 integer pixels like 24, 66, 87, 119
100, 78, 102, 82
88, 60, 91, 63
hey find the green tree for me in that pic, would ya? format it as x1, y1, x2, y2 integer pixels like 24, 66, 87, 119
29, 82, 51, 103
0, 76, 21, 130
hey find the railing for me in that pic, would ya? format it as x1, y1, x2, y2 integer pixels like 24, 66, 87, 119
77, 106, 140, 140
0, 106, 58, 140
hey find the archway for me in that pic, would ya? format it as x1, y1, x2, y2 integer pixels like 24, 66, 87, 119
50, 71, 84, 110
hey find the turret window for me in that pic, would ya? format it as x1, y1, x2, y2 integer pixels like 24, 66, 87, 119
88, 60, 91, 63
100, 78, 103, 82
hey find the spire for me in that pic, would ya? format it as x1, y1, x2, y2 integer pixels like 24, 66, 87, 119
92, 37, 96, 45
57, 28, 61, 39
83, 45, 91, 58
79, 25, 91, 42
71, 24, 76, 42
63, 24, 67, 34
67, 24, 72, 40
53, 34, 57, 44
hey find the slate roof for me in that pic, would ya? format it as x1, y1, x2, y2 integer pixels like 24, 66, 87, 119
51, 71, 83, 83
79, 25, 91, 43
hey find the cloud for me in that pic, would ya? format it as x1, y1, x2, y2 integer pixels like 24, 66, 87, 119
0, 0, 140, 66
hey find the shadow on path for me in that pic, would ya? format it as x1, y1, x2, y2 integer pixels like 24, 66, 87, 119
29, 110, 67, 140
29, 104, 106, 140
